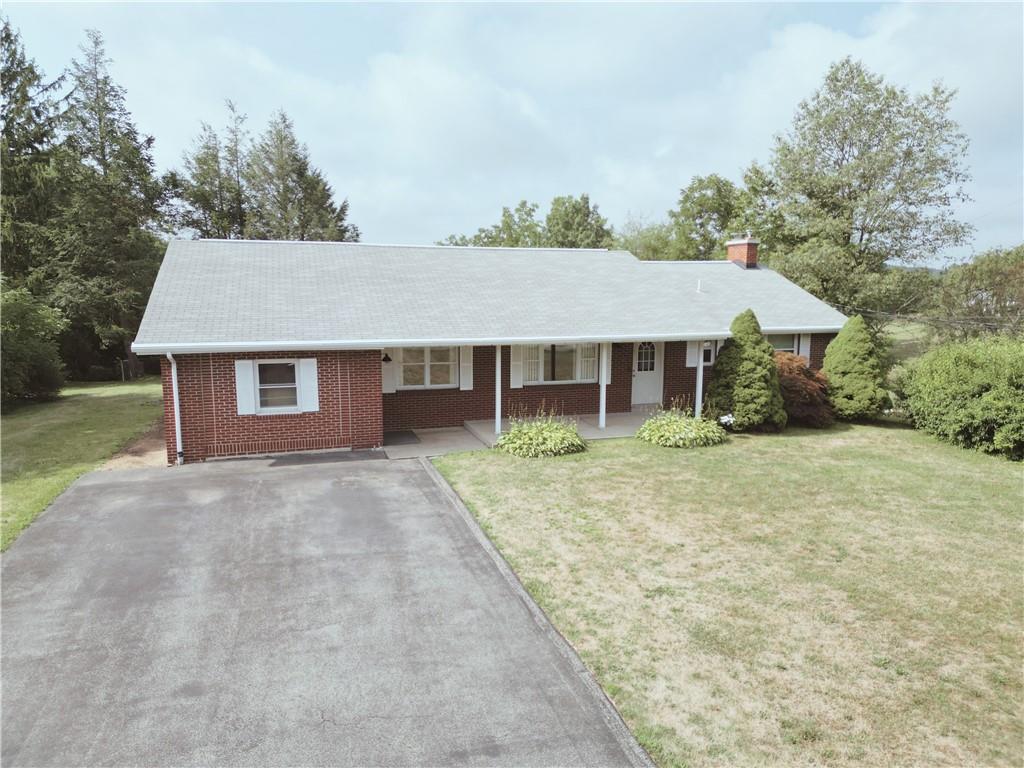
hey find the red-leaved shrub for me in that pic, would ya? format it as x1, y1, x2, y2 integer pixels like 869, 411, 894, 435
775, 352, 834, 428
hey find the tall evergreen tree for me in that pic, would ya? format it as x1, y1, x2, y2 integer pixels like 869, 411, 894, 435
45, 29, 167, 375
176, 101, 250, 238
1, 19, 63, 286
243, 110, 358, 241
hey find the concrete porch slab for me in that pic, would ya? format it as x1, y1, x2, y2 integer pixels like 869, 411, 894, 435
465, 405, 658, 447
383, 427, 488, 459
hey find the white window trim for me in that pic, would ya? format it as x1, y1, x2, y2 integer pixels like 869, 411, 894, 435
766, 334, 798, 354
254, 358, 301, 415
523, 343, 599, 386
396, 346, 460, 390
701, 340, 718, 366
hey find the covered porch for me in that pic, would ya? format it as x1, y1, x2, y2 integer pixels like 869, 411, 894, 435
464, 404, 659, 447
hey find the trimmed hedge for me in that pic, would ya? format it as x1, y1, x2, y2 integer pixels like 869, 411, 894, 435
823, 315, 888, 420
903, 336, 1024, 460
775, 351, 834, 428
496, 415, 587, 458
636, 409, 728, 448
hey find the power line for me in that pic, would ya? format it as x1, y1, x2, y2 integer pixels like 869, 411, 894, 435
828, 303, 1022, 331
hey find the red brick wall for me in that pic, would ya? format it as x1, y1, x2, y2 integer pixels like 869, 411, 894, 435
382, 344, 633, 430
661, 333, 834, 412
160, 350, 382, 464
809, 333, 837, 370
662, 341, 705, 411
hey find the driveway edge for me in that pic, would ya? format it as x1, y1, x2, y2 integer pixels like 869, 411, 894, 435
417, 457, 655, 768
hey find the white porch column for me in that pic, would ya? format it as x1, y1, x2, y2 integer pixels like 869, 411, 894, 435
694, 340, 705, 419
494, 344, 502, 435
598, 342, 609, 429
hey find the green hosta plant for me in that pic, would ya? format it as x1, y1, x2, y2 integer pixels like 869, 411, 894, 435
636, 409, 728, 449
496, 410, 587, 458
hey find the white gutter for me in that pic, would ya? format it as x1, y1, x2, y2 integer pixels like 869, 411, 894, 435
166, 353, 184, 465
131, 326, 844, 356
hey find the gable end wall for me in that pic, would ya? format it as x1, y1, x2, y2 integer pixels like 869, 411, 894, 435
160, 350, 382, 464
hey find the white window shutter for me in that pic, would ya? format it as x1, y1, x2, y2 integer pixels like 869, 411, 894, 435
798, 334, 812, 362
382, 348, 397, 394
234, 360, 256, 415
509, 345, 523, 389
686, 341, 700, 367
459, 346, 474, 390
299, 358, 319, 412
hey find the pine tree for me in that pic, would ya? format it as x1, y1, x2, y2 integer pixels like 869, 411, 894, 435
704, 309, 787, 431
823, 315, 888, 420
46, 29, 167, 375
1, 20, 63, 285
244, 110, 358, 241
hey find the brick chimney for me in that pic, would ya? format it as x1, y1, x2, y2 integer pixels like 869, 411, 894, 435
726, 235, 759, 268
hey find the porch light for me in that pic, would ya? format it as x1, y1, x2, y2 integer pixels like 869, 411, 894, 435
382, 353, 392, 363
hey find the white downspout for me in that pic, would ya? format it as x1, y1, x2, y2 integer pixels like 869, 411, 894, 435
166, 353, 184, 465
598, 342, 608, 429
694, 341, 705, 419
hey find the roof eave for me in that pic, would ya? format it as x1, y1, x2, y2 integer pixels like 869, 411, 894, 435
131, 325, 846, 356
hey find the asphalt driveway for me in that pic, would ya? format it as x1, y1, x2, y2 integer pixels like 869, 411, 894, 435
2, 454, 648, 767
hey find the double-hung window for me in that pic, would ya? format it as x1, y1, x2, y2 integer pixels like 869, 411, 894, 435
399, 347, 458, 389
256, 360, 298, 412
523, 343, 598, 385
766, 334, 797, 353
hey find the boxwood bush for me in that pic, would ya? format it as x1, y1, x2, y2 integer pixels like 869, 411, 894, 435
903, 336, 1024, 460
636, 409, 728, 448
496, 414, 587, 458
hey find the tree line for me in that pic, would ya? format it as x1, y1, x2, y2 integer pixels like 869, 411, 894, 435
445, 58, 1021, 347
2, 18, 1019, 401
1, 20, 358, 393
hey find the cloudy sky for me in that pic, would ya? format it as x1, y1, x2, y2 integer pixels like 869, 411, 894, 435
9, 2, 1023, 262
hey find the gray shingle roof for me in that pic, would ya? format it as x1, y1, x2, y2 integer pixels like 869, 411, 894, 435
132, 239, 847, 353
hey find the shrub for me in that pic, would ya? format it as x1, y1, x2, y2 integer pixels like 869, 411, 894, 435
636, 409, 728, 448
775, 352, 834, 428
496, 412, 587, 458
1, 285, 66, 402
704, 309, 787, 431
823, 315, 888, 420
903, 336, 1024, 460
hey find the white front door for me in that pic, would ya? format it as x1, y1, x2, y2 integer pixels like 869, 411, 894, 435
632, 341, 664, 405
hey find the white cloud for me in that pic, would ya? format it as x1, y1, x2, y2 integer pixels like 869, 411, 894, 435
8, 2, 1021, 258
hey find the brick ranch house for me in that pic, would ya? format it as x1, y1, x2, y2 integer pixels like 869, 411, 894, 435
131, 237, 846, 464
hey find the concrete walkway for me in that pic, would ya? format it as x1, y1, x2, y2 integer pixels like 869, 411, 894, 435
2, 455, 649, 767
383, 427, 488, 459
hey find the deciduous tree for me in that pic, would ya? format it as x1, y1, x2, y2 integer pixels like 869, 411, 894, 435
668, 174, 739, 260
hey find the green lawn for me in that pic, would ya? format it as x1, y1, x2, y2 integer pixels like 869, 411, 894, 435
886, 320, 930, 363
435, 426, 1023, 767
1, 378, 163, 550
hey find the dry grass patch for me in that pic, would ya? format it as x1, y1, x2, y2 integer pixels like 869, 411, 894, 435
434, 425, 1023, 767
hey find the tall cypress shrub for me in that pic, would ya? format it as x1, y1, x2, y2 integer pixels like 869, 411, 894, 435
823, 315, 888, 420
704, 309, 787, 431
